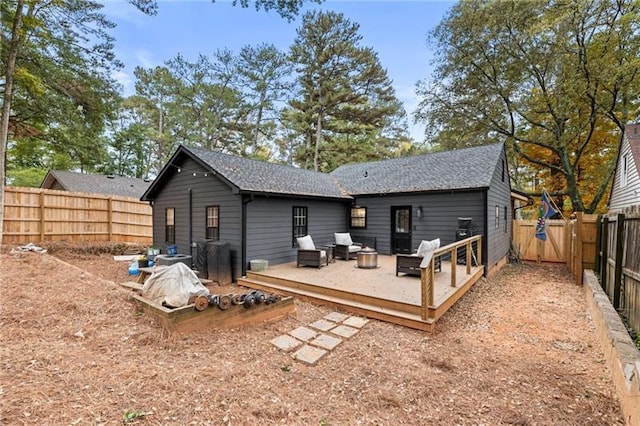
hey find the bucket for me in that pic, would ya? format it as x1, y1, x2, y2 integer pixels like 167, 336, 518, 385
167, 245, 177, 256
250, 259, 268, 272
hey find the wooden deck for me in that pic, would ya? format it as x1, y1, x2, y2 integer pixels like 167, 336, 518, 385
238, 242, 484, 332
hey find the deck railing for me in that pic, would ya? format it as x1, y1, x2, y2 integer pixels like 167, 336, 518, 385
419, 235, 483, 320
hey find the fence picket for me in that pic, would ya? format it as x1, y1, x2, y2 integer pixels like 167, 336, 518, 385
3, 186, 152, 244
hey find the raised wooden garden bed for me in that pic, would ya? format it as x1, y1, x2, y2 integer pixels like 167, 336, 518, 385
129, 291, 295, 333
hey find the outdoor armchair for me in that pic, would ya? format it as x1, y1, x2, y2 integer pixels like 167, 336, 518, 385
296, 235, 329, 268
396, 238, 442, 276
334, 233, 362, 260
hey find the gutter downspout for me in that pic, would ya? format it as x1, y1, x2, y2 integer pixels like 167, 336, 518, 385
241, 195, 254, 277
188, 188, 193, 267
482, 189, 488, 276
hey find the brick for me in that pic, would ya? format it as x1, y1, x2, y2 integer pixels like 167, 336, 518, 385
292, 345, 328, 366
288, 326, 317, 342
270, 335, 302, 352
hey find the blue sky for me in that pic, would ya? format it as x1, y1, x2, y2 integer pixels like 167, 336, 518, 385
103, 0, 456, 141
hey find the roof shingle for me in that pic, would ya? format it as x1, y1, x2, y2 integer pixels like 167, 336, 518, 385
185, 147, 351, 199
330, 143, 504, 195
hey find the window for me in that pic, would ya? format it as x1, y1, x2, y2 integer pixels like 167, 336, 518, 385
395, 208, 410, 233
350, 207, 367, 229
292, 206, 308, 247
165, 208, 175, 244
621, 153, 629, 188
495, 205, 500, 229
206, 206, 219, 240
504, 206, 508, 233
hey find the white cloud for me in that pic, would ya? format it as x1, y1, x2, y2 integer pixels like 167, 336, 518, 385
134, 49, 157, 69
101, 1, 148, 25
112, 70, 134, 96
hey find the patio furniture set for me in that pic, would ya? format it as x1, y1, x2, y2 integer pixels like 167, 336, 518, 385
296, 232, 441, 276
296, 233, 375, 269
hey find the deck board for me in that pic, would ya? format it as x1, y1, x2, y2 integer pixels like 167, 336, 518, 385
238, 255, 483, 331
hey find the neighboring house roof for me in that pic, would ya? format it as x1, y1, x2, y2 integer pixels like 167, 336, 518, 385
41, 170, 152, 199
143, 143, 505, 201
330, 143, 505, 195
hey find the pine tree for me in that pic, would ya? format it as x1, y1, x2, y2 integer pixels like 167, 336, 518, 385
285, 11, 407, 172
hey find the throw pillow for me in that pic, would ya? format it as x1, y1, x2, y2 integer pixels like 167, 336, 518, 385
334, 232, 353, 246
297, 235, 316, 250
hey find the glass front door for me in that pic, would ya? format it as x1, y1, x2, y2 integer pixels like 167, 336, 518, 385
391, 206, 412, 254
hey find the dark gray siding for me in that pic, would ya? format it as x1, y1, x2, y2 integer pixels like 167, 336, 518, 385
151, 157, 243, 279
246, 197, 349, 268
485, 149, 512, 269
351, 191, 486, 255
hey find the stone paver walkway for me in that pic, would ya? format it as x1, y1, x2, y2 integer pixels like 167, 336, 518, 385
270, 311, 370, 365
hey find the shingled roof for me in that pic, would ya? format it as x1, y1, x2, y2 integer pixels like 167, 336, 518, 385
41, 170, 152, 199
178, 146, 351, 199
144, 143, 504, 201
330, 143, 504, 195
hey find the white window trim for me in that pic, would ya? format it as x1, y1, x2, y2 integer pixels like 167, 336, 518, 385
620, 153, 628, 188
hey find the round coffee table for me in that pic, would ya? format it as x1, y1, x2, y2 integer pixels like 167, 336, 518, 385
357, 249, 378, 269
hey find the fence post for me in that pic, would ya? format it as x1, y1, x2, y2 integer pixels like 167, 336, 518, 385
576, 212, 583, 285
594, 214, 602, 275
108, 197, 113, 242
39, 190, 45, 242
601, 216, 609, 289
613, 213, 625, 309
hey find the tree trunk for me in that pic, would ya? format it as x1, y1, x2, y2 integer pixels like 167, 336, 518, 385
0, 0, 26, 245
156, 106, 164, 174
253, 93, 265, 153
314, 112, 322, 172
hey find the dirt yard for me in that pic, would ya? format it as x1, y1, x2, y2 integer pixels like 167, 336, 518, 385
0, 244, 624, 425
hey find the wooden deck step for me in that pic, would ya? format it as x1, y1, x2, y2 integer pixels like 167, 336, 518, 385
237, 277, 435, 332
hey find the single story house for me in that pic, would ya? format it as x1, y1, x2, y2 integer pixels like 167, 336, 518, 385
41, 170, 152, 199
608, 123, 640, 213
141, 143, 513, 280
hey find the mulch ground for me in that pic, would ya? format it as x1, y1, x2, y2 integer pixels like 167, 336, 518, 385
0, 243, 624, 425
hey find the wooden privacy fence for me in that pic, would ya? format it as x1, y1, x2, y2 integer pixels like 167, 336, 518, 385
3, 186, 152, 245
512, 213, 598, 285
595, 210, 640, 335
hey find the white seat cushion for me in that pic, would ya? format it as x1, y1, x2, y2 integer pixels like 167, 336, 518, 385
297, 235, 316, 250
347, 245, 361, 253
334, 232, 353, 246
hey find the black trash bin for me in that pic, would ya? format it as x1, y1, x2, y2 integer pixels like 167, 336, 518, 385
206, 241, 232, 285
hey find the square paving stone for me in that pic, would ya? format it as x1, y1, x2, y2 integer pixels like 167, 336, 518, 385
292, 344, 328, 366
324, 312, 349, 323
309, 319, 335, 331
310, 333, 342, 351
288, 326, 317, 342
330, 324, 359, 339
270, 334, 302, 352
343, 316, 370, 329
